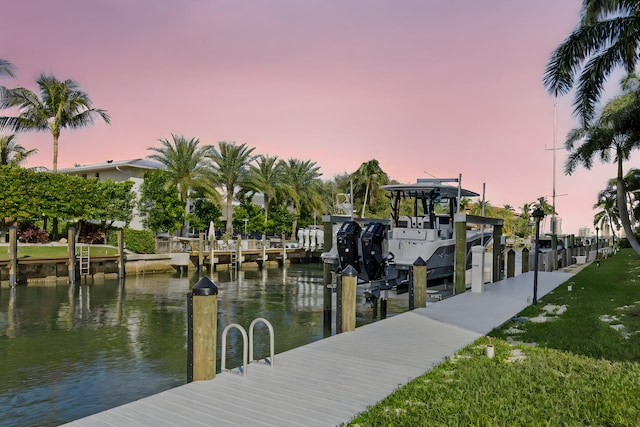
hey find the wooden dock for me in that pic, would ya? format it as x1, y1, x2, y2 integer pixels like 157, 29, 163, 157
64, 270, 576, 427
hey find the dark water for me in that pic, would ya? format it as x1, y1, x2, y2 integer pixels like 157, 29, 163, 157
0, 264, 407, 426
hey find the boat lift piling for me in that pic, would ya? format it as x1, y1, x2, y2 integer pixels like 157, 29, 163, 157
322, 219, 334, 337
8, 226, 17, 287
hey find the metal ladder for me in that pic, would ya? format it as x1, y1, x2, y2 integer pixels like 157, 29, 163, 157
221, 318, 274, 377
76, 244, 90, 276
229, 251, 238, 271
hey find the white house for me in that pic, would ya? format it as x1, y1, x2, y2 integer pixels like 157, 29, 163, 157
59, 158, 165, 230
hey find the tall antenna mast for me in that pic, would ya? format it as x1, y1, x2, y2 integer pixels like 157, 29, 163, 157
552, 103, 557, 235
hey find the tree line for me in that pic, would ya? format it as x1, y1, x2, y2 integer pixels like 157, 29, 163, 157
0, 166, 134, 241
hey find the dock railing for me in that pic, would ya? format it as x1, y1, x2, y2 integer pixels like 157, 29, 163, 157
156, 236, 279, 254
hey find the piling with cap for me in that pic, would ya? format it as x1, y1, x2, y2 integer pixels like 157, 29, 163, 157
521, 247, 529, 273
187, 276, 219, 382
506, 249, 515, 278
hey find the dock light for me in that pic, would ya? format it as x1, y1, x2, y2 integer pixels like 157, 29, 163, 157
531, 207, 545, 305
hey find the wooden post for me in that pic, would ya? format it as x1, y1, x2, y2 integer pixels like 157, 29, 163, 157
521, 247, 529, 273
322, 218, 333, 337
454, 217, 467, 295
8, 226, 17, 287
281, 232, 287, 267
545, 252, 553, 272
506, 249, 515, 278
198, 232, 204, 274
380, 294, 388, 319
492, 225, 503, 283
188, 277, 218, 382
210, 234, 216, 273
412, 257, 427, 309
117, 229, 125, 279
68, 227, 76, 284
340, 265, 357, 333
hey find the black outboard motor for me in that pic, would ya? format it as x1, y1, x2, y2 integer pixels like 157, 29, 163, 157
361, 222, 388, 281
336, 221, 361, 273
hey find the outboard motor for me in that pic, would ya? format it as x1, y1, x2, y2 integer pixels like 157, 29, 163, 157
336, 221, 361, 272
361, 222, 388, 281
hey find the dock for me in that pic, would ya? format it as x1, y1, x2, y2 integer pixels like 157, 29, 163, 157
64, 270, 576, 427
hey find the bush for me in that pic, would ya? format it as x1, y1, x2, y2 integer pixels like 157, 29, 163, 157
107, 228, 155, 254
617, 235, 639, 248
18, 227, 50, 243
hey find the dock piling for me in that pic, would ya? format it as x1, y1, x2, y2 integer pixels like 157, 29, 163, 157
507, 249, 515, 278
68, 227, 76, 284
117, 229, 125, 279
8, 226, 17, 287
340, 265, 357, 333
187, 276, 219, 382
322, 219, 333, 337
411, 257, 427, 309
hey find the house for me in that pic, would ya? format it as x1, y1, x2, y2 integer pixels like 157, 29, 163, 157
59, 158, 165, 230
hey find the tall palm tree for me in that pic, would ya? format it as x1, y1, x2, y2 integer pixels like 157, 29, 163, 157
350, 159, 389, 218
544, 1, 640, 124
0, 133, 37, 167
147, 134, 215, 235
207, 141, 257, 234
565, 83, 640, 254
248, 155, 289, 227
0, 59, 15, 78
0, 73, 110, 172
281, 158, 323, 237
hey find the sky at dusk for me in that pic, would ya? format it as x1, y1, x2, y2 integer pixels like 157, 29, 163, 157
1, 0, 635, 235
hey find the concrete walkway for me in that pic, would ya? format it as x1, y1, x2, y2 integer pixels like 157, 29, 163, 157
64, 270, 576, 427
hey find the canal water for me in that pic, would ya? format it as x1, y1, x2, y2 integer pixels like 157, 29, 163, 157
0, 264, 408, 427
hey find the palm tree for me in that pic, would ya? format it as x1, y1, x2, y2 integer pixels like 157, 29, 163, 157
469, 200, 494, 217
147, 134, 214, 235
459, 197, 472, 213
248, 155, 289, 227
0, 73, 110, 172
207, 141, 257, 234
565, 83, 640, 254
593, 181, 621, 242
281, 158, 323, 237
0, 59, 15, 78
544, 1, 640, 124
0, 133, 37, 167
350, 159, 389, 218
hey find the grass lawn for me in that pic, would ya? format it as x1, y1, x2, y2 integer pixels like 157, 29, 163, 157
0, 244, 119, 259
348, 248, 640, 426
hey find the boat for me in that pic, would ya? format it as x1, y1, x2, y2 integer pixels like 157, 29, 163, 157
322, 178, 492, 294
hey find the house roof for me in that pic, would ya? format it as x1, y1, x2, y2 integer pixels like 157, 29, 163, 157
58, 158, 166, 173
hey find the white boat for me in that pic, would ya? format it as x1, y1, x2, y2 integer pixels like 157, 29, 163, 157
323, 178, 491, 291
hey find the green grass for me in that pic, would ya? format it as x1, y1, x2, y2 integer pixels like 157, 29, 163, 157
0, 244, 119, 259
349, 249, 640, 426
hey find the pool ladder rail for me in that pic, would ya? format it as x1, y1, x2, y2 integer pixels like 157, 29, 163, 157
221, 317, 275, 377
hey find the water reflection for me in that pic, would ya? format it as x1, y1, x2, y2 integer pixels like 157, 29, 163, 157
0, 264, 407, 427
